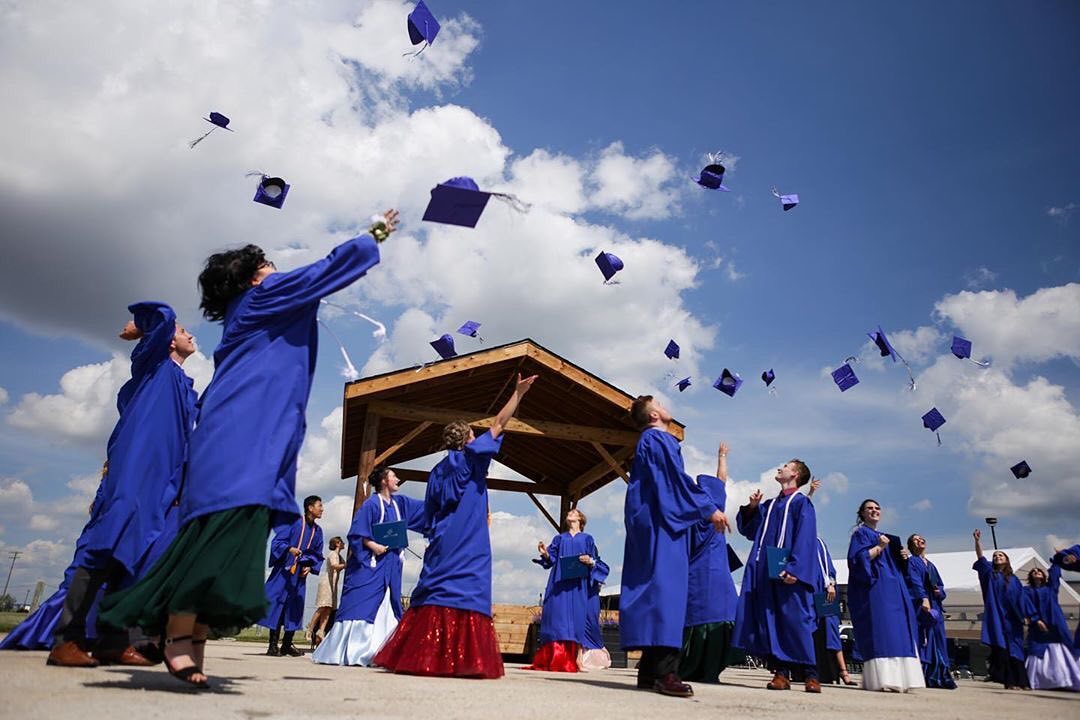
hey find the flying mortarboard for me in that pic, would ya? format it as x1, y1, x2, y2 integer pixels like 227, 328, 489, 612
430, 333, 457, 360
406, 1, 441, 55
189, 110, 234, 149
1010, 460, 1031, 479
831, 363, 859, 392
422, 176, 530, 228
664, 340, 680, 360
595, 251, 624, 283
251, 174, 290, 209
762, 369, 776, 386
457, 320, 483, 342
868, 325, 917, 391
676, 377, 692, 392
693, 150, 732, 191
950, 335, 991, 367
713, 369, 743, 397
771, 186, 799, 211
922, 407, 945, 446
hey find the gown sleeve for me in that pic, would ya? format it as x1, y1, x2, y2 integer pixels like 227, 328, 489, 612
587, 535, 610, 585
906, 556, 929, 602
780, 495, 818, 589
737, 500, 764, 542
303, 526, 325, 574
400, 495, 428, 532
847, 526, 878, 585
118, 302, 178, 414
268, 519, 298, 568
533, 534, 560, 571
824, 542, 838, 584
464, 430, 504, 479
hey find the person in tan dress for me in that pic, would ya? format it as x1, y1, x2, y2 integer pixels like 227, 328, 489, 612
306, 537, 345, 649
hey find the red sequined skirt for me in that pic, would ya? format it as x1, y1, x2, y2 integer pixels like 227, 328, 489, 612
527, 640, 581, 672
373, 604, 504, 678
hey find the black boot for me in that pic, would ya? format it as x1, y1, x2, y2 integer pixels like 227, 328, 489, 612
266, 628, 281, 656
280, 630, 302, 657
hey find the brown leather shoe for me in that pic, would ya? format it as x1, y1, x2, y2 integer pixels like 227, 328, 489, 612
766, 672, 791, 690
47, 641, 99, 667
653, 673, 694, 698
805, 678, 822, 693
94, 645, 154, 667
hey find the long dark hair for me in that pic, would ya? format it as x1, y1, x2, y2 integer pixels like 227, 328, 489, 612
852, 498, 880, 532
198, 244, 267, 322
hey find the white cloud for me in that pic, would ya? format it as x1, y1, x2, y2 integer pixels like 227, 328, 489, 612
1047, 202, 1077, 223
0, 478, 34, 521
589, 142, 681, 220
0, 387, 8, 406
912, 498, 933, 511
509, 150, 587, 215
964, 266, 998, 289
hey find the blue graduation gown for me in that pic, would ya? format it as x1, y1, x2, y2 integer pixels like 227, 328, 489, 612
337, 493, 426, 623
1051, 546, 1080, 648
733, 490, 818, 665
814, 538, 841, 652
77, 302, 197, 574
181, 235, 380, 526
534, 532, 604, 646
846, 526, 919, 662
620, 428, 719, 650
258, 516, 324, 632
1023, 565, 1073, 657
685, 476, 738, 627
410, 430, 503, 616
583, 556, 611, 651
905, 553, 952, 682
973, 556, 1026, 661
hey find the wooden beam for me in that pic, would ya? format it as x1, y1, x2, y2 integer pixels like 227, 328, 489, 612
526, 493, 560, 532
373, 421, 432, 466
566, 446, 636, 497
559, 495, 572, 529
344, 343, 531, 400
591, 441, 630, 483
368, 401, 640, 446
352, 409, 380, 515
389, 467, 563, 496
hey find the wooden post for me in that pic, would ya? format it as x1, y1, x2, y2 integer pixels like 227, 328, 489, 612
558, 494, 571, 531
352, 408, 380, 514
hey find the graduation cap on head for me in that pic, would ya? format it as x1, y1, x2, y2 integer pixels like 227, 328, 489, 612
951, 335, 991, 367
771, 186, 799, 211
664, 340, 680, 360
676, 377, 692, 392
422, 177, 530, 229
713, 369, 743, 397
251, 174, 290, 209
831, 363, 859, 392
430, 333, 457, 360
922, 407, 945, 446
457, 320, 483, 341
1010, 460, 1031, 479
595, 251, 624, 283
406, 0, 440, 54
868, 325, 917, 390
189, 110, 234, 148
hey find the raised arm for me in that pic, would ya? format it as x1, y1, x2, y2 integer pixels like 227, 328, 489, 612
973, 528, 985, 561
489, 374, 538, 440
716, 442, 729, 482
806, 477, 820, 499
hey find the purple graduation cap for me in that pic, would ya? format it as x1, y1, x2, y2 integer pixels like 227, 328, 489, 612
831, 363, 859, 392
922, 407, 946, 446
253, 175, 290, 209
771, 186, 799, 211
951, 335, 991, 367
664, 340, 680, 360
457, 320, 482, 341
713, 369, 743, 397
189, 111, 234, 148
761, 369, 776, 387
1010, 460, 1031, 479
693, 163, 730, 191
430, 333, 457, 360
407, 1, 440, 51
423, 177, 490, 228
595, 251, 624, 283
676, 377, 692, 392
868, 325, 917, 390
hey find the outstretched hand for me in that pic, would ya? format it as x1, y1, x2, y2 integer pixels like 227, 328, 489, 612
748, 490, 764, 509
537, 540, 549, 559
119, 320, 142, 341
515, 374, 538, 395
973, 529, 981, 541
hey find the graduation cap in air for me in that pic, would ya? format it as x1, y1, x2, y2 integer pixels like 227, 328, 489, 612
922, 407, 945, 446
950, 335, 991, 367
422, 177, 529, 228
831, 363, 859, 392
868, 325, 916, 390
771, 186, 799, 211
430, 333, 457, 360
664, 340, 680, 360
762, 369, 776, 386
406, 1, 440, 55
189, 111, 234, 148
676, 377, 692, 392
713, 369, 743, 397
457, 320, 483, 342
693, 163, 730, 191
1010, 460, 1031, 479
595, 251, 624, 283
251, 174, 290, 209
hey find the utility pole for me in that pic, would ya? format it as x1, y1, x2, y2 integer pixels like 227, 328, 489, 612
2, 550, 21, 599
985, 518, 999, 550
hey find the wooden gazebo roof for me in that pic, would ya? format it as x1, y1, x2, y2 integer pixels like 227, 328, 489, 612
340, 339, 683, 529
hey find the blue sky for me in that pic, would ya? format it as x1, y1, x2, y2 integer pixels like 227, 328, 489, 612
0, 1, 1077, 605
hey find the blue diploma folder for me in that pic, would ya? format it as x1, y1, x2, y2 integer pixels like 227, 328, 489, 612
372, 520, 407, 549
766, 546, 790, 579
560, 555, 589, 580
814, 591, 841, 617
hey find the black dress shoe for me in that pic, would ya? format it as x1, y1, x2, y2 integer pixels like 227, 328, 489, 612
266, 644, 281, 657
280, 644, 303, 657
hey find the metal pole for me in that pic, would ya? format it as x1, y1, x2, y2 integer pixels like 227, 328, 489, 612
989, 525, 998, 550
1, 551, 20, 599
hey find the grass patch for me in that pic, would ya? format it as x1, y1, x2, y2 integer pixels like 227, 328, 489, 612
0, 611, 29, 633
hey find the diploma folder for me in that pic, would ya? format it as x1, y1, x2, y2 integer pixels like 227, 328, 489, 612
560, 556, 589, 580
766, 546, 790, 579
372, 520, 407, 549
814, 592, 841, 618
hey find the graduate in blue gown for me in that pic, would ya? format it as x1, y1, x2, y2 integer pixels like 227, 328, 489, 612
846, 500, 924, 692
734, 459, 820, 692
904, 534, 956, 689
1051, 545, 1080, 650
972, 529, 1029, 689
100, 210, 399, 688
375, 374, 537, 679
46, 303, 197, 669
678, 442, 740, 684
258, 495, 324, 656
620, 396, 728, 698
313, 467, 426, 666
528, 508, 609, 672
1021, 564, 1080, 690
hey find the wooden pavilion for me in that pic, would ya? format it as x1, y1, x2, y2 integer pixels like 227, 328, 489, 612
339, 338, 684, 529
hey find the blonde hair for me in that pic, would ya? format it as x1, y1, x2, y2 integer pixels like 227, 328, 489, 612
565, 508, 587, 531
442, 421, 471, 451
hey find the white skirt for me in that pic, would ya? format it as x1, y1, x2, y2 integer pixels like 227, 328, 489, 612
1025, 643, 1080, 691
861, 656, 926, 692
580, 647, 611, 671
310, 589, 397, 667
